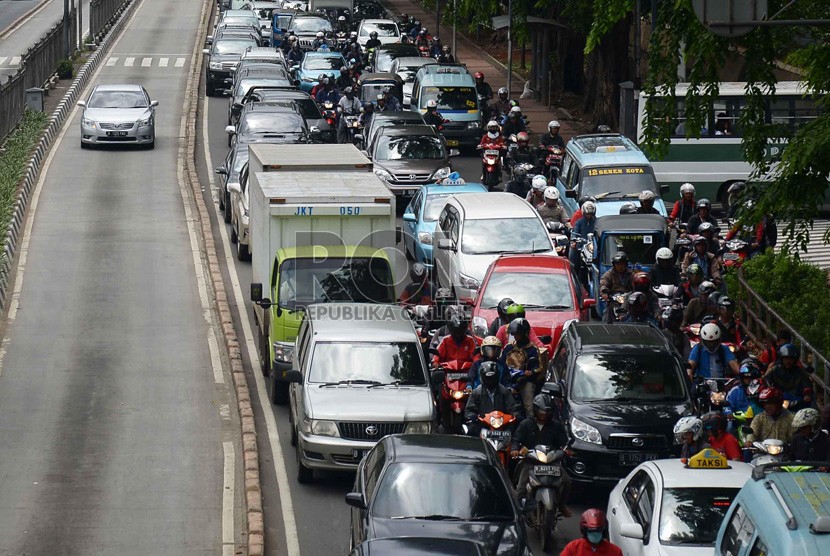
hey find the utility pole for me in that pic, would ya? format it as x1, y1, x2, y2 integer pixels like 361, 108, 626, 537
506, 0, 513, 96
452, 0, 457, 59
78, 0, 83, 50
63, 0, 70, 57
435, 0, 440, 37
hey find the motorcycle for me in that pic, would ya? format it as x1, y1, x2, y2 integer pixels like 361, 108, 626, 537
517, 446, 567, 553
546, 222, 570, 257
435, 360, 473, 434
474, 411, 518, 468
745, 437, 785, 466
321, 100, 337, 127
605, 292, 629, 322
478, 141, 505, 190
693, 377, 734, 416
343, 114, 360, 144
722, 238, 751, 270
653, 284, 682, 313
418, 44, 430, 58
538, 144, 564, 181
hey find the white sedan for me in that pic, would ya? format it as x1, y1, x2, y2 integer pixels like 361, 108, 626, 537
607, 450, 752, 555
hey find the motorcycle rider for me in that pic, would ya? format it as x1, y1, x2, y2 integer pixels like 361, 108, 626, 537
537, 187, 569, 225
493, 87, 512, 119
336, 86, 361, 143
511, 394, 572, 517
570, 196, 596, 227
501, 318, 542, 417
487, 298, 515, 336
636, 190, 660, 214
364, 30, 382, 51
429, 35, 443, 58
357, 100, 374, 130
374, 92, 391, 112
408, 20, 422, 39
649, 247, 681, 286
724, 362, 764, 426
399, 262, 432, 305
310, 73, 330, 99
526, 175, 547, 207
668, 182, 696, 226
681, 235, 722, 285
599, 252, 634, 323
478, 120, 505, 175
468, 336, 508, 388
620, 291, 659, 326
725, 208, 767, 258
560, 510, 623, 556
433, 310, 478, 367
758, 328, 794, 369
662, 306, 691, 359
334, 14, 349, 34
423, 99, 444, 129
716, 296, 747, 345
495, 303, 545, 349
787, 408, 830, 461
570, 200, 597, 277
311, 31, 329, 51
540, 120, 565, 149
686, 198, 719, 235
464, 362, 520, 436
286, 39, 305, 65
504, 165, 530, 198
683, 279, 716, 326
437, 44, 455, 63
506, 131, 537, 171
674, 416, 708, 460
745, 387, 795, 447
688, 322, 740, 380
696, 221, 722, 256
381, 86, 402, 111
763, 343, 814, 410
680, 263, 704, 306
702, 411, 743, 461
619, 202, 637, 215
335, 63, 353, 90
414, 28, 430, 48
474, 71, 493, 101
502, 106, 526, 136
315, 76, 340, 105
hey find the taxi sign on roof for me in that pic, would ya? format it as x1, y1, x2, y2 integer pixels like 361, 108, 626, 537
687, 448, 729, 469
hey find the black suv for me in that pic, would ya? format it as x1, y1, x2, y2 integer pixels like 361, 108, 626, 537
546, 322, 693, 484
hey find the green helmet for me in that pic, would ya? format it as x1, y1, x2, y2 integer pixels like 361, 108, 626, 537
505, 303, 525, 319
686, 263, 703, 277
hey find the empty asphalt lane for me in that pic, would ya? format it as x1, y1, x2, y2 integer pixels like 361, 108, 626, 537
0, 0, 240, 554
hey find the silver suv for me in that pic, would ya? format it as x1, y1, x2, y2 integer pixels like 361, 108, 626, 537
286, 303, 433, 483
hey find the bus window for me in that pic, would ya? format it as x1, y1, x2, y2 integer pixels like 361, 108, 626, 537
768, 96, 820, 133
712, 98, 745, 137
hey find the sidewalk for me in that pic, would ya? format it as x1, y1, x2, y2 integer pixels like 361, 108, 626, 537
382, 0, 580, 140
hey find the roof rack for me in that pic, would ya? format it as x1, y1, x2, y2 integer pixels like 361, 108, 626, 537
751, 460, 830, 481
765, 479, 798, 530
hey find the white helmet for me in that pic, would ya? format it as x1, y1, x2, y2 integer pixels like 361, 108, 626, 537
548, 120, 560, 129
543, 186, 559, 201
674, 416, 704, 444
639, 190, 656, 202
656, 247, 673, 261
680, 183, 695, 196
509, 106, 522, 115
426, 99, 438, 108
486, 120, 500, 130
582, 201, 596, 215
316, 31, 324, 38
532, 175, 548, 191
700, 323, 721, 342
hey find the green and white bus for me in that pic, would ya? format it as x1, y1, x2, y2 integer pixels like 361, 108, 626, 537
637, 81, 819, 207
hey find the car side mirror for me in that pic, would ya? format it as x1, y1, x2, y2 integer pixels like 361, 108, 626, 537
285, 370, 303, 383
76, 100, 87, 107
228, 183, 242, 194
215, 166, 228, 175
402, 212, 416, 222
224, 78, 234, 84
619, 522, 644, 540
291, 64, 300, 71
225, 125, 236, 135
437, 238, 455, 251
250, 282, 263, 302
223, 90, 232, 96
582, 298, 596, 310
150, 100, 159, 107
354, 134, 363, 141
345, 492, 367, 509
233, 102, 244, 110
565, 189, 577, 199
541, 382, 563, 398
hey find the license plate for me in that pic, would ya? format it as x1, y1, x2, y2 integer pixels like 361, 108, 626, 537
723, 253, 739, 261
446, 139, 459, 147
446, 373, 468, 381
484, 149, 500, 155
534, 465, 562, 476
352, 449, 369, 460
484, 429, 510, 439
401, 189, 416, 196
106, 131, 128, 137
619, 453, 658, 466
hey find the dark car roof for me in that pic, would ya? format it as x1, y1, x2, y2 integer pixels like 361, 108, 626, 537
594, 214, 668, 236
372, 111, 425, 124
358, 72, 404, 84
250, 88, 310, 100
571, 322, 672, 349
375, 43, 420, 54
353, 537, 486, 556
377, 125, 438, 138
384, 434, 493, 464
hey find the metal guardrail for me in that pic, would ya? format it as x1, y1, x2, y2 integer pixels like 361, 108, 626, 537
90, 0, 129, 43
0, 9, 77, 142
735, 267, 830, 405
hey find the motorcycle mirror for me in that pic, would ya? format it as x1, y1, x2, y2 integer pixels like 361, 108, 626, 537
550, 166, 560, 180
431, 370, 446, 385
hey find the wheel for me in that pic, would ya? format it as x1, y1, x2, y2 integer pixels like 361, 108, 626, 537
289, 406, 297, 447
230, 222, 238, 244
541, 504, 558, 553
80, 141, 89, 149
448, 411, 464, 435
218, 186, 225, 210
205, 75, 215, 97
484, 171, 498, 190
237, 240, 250, 262
272, 374, 289, 405
146, 140, 155, 150
259, 330, 270, 376
296, 442, 313, 484
223, 192, 232, 223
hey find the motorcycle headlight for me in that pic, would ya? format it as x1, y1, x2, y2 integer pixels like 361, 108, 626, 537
765, 441, 784, 455
536, 451, 549, 464
310, 419, 340, 437
405, 421, 431, 434
209, 61, 222, 70
433, 166, 451, 179
489, 415, 504, 429
570, 416, 602, 445
82, 118, 96, 128
273, 342, 294, 363
417, 231, 432, 245
467, 121, 480, 129
374, 168, 392, 181
472, 316, 488, 338
451, 390, 465, 400
459, 273, 480, 290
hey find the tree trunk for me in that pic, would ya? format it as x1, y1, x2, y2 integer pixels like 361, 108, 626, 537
560, 28, 585, 95
583, 15, 632, 128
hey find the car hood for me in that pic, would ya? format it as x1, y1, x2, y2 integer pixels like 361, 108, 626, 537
375, 159, 447, 176
572, 400, 691, 432
370, 518, 523, 555
648, 546, 717, 556
305, 385, 433, 421
454, 253, 500, 283
594, 199, 668, 218
83, 107, 151, 123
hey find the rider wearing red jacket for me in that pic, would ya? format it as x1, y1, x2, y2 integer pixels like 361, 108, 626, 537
433, 312, 478, 367
668, 182, 696, 225
478, 120, 505, 150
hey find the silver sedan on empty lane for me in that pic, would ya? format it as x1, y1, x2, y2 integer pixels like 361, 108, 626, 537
78, 84, 158, 149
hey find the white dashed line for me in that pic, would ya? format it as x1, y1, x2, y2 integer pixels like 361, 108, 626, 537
106, 57, 118, 66
175, 57, 185, 67
124, 56, 135, 66
159, 57, 169, 67
10, 56, 21, 66
141, 57, 152, 67
0, 57, 7, 65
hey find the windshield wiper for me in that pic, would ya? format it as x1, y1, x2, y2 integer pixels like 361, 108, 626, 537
468, 514, 513, 522
593, 191, 619, 199
318, 379, 382, 387
368, 379, 426, 388
391, 514, 462, 521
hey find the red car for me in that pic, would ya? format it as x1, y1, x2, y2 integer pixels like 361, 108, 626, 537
470, 254, 594, 351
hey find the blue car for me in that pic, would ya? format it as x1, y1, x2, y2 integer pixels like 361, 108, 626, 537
293, 51, 346, 92
271, 11, 294, 47
402, 182, 488, 267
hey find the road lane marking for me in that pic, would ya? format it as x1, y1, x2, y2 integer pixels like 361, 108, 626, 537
124, 56, 134, 66
159, 57, 169, 67
106, 57, 118, 66
223, 441, 235, 556
202, 93, 301, 556
10, 56, 21, 66
175, 57, 186, 67
141, 57, 152, 67
0, 57, 7, 66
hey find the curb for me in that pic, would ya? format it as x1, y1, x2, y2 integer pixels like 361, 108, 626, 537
180, 4, 263, 556
0, 0, 51, 42
0, 0, 138, 311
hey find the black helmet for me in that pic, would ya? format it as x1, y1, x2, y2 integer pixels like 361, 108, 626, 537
718, 296, 735, 310
370, 31, 378, 38
619, 202, 637, 215
697, 198, 712, 211
627, 291, 647, 308
410, 262, 427, 282
496, 297, 515, 319
611, 252, 629, 264
508, 318, 531, 337
480, 361, 499, 387
513, 166, 527, 179
701, 411, 727, 434
532, 393, 552, 414
447, 310, 469, 335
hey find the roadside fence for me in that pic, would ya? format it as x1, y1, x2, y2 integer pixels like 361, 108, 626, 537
89, 0, 130, 43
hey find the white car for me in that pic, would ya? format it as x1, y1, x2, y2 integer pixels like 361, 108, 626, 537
227, 163, 251, 261
356, 19, 400, 47
607, 450, 752, 556
78, 84, 157, 149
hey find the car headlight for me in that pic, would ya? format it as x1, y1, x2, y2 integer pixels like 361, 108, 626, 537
138, 117, 152, 127
433, 166, 451, 179
374, 168, 392, 181
405, 422, 431, 434
273, 342, 294, 363
459, 273, 480, 290
310, 419, 340, 437
209, 61, 222, 70
417, 231, 432, 245
82, 118, 96, 128
570, 416, 602, 445
472, 316, 488, 338
467, 121, 480, 129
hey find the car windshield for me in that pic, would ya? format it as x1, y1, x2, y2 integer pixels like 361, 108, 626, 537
461, 218, 550, 255
421, 86, 477, 111
360, 22, 399, 36
375, 135, 444, 161
571, 352, 687, 402
222, 15, 258, 26
230, 149, 249, 180
304, 56, 345, 70
238, 112, 305, 134
277, 256, 395, 307
214, 39, 257, 55
87, 90, 147, 108
257, 98, 321, 119
480, 272, 574, 310
581, 166, 658, 197
290, 17, 332, 33
372, 463, 514, 520
308, 342, 426, 384
274, 14, 292, 29
602, 233, 662, 266
659, 488, 739, 546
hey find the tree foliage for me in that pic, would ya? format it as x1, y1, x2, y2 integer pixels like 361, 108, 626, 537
586, 0, 830, 252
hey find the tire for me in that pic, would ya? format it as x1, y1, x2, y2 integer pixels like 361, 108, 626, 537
80, 141, 89, 149
272, 376, 289, 405
448, 412, 464, 435
260, 330, 270, 376
296, 442, 313, 484
541, 502, 559, 553
223, 192, 232, 223
205, 74, 215, 97
218, 186, 225, 210
237, 240, 250, 262
484, 171, 498, 190
230, 222, 238, 244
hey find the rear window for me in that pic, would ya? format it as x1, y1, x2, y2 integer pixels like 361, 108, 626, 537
602, 233, 661, 266
659, 488, 739, 546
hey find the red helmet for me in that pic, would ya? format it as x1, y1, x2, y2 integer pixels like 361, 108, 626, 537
474, 71, 484, 80
759, 387, 784, 405
580, 508, 608, 537
633, 272, 651, 291
516, 131, 529, 144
